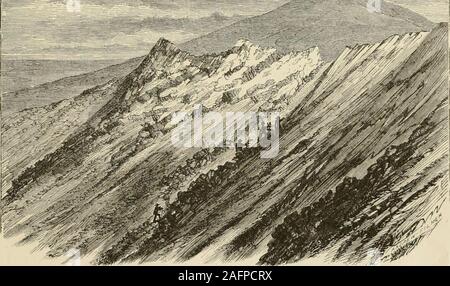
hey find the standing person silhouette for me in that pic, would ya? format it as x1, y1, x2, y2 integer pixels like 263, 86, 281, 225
153, 203, 163, 223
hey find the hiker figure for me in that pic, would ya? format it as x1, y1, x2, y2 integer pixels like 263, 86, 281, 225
153, 203, 163, 223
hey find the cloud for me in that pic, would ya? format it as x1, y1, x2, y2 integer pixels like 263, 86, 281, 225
43, 12, 244, 43
2, 0, 447, 59
2, 0, 288, 59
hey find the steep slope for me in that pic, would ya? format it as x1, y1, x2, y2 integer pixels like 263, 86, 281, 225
2, 38, 324, 261
1, 79, 121, 195
181, 0, 434, 60
2, 57, 143, 114
2, 22, 447, 265
261, 23, 449, 264
121, 24, 448, 265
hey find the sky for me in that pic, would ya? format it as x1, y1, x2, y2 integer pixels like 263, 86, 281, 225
1, 0, 448, 60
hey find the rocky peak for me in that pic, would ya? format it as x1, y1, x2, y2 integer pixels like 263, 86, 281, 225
152, 38, 180, 54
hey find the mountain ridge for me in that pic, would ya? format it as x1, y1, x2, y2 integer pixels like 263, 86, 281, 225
125, 23, 447, 265
2, 0, 436, 114
2, 23, 447, 265
181, 0, 434, 60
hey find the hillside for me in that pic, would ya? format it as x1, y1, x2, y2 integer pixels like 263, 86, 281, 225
2, 36, 324, 261
1, 59, 122, 94
1, 57, 143, 114
181, 0, 434, 60
1, 22, 447, 265
118, 23, 448, 265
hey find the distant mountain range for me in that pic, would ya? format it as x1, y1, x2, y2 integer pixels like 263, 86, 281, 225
2, 57, 142, 114
1, 0, 435, 114
1, 59, 123, 94
181, 0, 434, 60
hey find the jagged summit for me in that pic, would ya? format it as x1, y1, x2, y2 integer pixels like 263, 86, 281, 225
153, 38, 179, 51
150, 37, 267, 58
145, 36, 321, 69
340, 31, 427, 55
233, 39, 263, 50
138, 38, 197, 73
146, 37, 182, 60
141, 37, 271, 73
